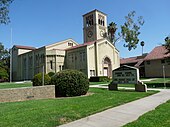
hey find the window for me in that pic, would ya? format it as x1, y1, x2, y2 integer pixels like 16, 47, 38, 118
68, 55, 71, 62
59, 65, 62, 71
57, 55, 64, 57
35, 55, 38, 66
23, 58, 26, 69
98, 19, 100, 25
161, 59, 165, 64
102, 21, 105, 26
86, 14, 93, 27
83, 52, 86, 61
98, 14, 105, 26
29, 56, 32, 67
80, 53, 82, 61
68, 42, 73, 46
146, 61, 150, 65
50, 60, 53, 69
40, 54, 45, 63
72, 54, 74, 62
90, 70, 95, 76
166, 58, 170, 65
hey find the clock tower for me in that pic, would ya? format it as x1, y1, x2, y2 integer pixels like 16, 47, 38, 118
83, 9, 108, 43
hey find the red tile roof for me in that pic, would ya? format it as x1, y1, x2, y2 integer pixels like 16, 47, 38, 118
66, 41, 95, 50
144, 46, 170, 61
66, 39, 106, 51
14, 45, 36, 50
120, 56, 138, 64
120, 55, 147, 67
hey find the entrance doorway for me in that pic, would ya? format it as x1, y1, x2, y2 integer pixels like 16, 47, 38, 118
104, 68, 108, 76
103, 57, 112, 77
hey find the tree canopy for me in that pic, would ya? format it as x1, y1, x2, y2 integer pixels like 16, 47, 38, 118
0, 0, 13, 81
0, 42, 10, 81
164, 36, 170, 52
0, 0, 13, 24
108, 11, 144, 51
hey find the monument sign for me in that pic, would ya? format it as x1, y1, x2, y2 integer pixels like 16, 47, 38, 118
112, 65, 139, 84
109, 65, 147, 92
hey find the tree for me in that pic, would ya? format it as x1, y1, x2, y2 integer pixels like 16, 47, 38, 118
0, 0, 13, 81
108, 22, 117, 44
0, 0, 13, 24
108, 11, 144, 51
0, 42, 10, 81
164, 36, 170, 52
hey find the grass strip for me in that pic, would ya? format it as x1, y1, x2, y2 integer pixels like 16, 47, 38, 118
0, 82, 32, 89
0, 88, 157, 127
124, 100, 170, 127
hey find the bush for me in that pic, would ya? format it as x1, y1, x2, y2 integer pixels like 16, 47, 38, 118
32, 73, 51, 86
145, 83, 170, 88
48, 72, 55, 77
89, 76, 110, 82
51, 69, 89, 97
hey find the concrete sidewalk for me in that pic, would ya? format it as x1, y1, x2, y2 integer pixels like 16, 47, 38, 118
58, 89, 170, 127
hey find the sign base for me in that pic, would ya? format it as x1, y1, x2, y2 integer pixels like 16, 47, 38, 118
108, 83, 118, 90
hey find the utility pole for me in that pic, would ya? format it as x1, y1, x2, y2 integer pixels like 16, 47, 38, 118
42, 65, 44, 86
163, 65, 166, 89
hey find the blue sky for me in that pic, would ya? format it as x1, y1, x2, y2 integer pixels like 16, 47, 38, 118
0, 0, 170, 58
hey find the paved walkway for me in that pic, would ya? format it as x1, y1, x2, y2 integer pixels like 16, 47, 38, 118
58, 88, 170, 127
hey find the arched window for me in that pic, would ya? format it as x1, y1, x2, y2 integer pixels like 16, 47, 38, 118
89, 21, 91, 26
98, 19, 100, 25
91, 19, 93, 25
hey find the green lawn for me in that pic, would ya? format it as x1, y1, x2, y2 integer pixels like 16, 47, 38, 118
143, 78, 170, 88
0, 88, 157, 127
0, 82, 32, 89
89, 78, 170, 88
124, 100, 170, 127
89, 81, 110, 85
143, 78, 170, 83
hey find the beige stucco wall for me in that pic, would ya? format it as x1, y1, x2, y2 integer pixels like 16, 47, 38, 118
66, 46, 88, 75
46, 49, 65, 73
145, 59, 170, 77
46, 39, 78, 50
18, 49, 32, 55
17, 51, 35, 81
87, 44, 96, 77
12, 48, 35, 81
32, 47, 46, 77
87, 40, 120, 77
14, 47, 45, 81
98, 40, 118, 75
86, 40, 120, 78
12, 48, 19, 81
83, 10, 108, 43
12, 38, 120, 81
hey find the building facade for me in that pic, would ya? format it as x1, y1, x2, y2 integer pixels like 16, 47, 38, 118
12, 9, 120, 81
144, 46, 170, 77
121, 46, 170, 78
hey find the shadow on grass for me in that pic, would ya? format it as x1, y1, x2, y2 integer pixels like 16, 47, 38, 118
98, 88, 136, 92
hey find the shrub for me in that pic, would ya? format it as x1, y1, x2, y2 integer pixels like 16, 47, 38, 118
89, 76, 110, 82
32, 73, 51, 86
145, 83, 170, 88
51, 69, 89, 97
48, 72, 55, 77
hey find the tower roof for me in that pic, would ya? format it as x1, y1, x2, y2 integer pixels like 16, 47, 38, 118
83, 9, 107, 17
13, 45, 36, 50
